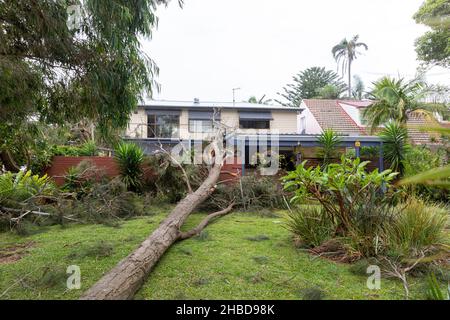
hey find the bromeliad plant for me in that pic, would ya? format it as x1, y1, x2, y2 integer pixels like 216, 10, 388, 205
283, 156, 399, 234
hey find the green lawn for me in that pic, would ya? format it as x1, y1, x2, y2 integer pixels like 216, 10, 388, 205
0, 206, 431, 300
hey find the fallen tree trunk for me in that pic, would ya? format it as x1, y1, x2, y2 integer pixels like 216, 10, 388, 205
81, 156, 226, 300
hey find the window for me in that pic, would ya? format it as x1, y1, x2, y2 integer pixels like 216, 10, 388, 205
147, 114, 179, 138
239, 120, 270, 129
300, 116, 306, 134
189, 119, 214, 133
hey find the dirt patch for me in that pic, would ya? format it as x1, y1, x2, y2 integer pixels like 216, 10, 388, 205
0, 241, 35, 265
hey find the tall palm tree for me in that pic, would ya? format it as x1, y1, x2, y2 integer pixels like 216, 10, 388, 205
362, 76, 445, 132
332, 35, 368, 98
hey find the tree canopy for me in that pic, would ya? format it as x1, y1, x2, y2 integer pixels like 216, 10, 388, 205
414, 0, 450, 67
0, 0, 178, 169
277, 67, 347, 107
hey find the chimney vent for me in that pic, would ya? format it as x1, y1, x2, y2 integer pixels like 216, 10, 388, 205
193, 98, 200, 104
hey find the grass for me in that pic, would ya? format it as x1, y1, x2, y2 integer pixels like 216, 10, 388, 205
0, 206, 435, 300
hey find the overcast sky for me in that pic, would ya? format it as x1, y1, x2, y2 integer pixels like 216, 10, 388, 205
141, 0, 450, 103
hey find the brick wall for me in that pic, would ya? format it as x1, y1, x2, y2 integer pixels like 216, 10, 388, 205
45, 156, 120, 185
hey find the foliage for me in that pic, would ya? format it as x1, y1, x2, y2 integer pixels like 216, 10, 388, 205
285, 205, 335, 248
144, 153, 205, 203
283, 157, 398, 236
346, 146, 380, 159
204, 175, 286, 212
61, 178, 150, 225
385, 198, 448, 258
332, 35, 368, 97
52, 141, 99, 157
247, 95, 273, 105
413, 0, 450, 67
362, 76, 443, 131
379, 122, 411, 175
400, 127, 450, 188
114, 143, 145, 192
0, 170, 55, 207
352, 75, 365, 100
316, 129, 342, 166
315, 84, 341, 99
0, 0, 179, 169
402, 146, 448, 202
277, 67, 347, 106
426, 273, 449, 300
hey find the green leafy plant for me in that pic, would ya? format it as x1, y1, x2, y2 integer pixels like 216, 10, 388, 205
283, 157, 398, 234
0, 170, 54, 206
379, 122, 411, 175
316, 129, 341, 166
285, 205, 335, 247
114, 142, 144, 191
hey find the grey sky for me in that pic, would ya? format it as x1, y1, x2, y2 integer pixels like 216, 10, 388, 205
142, 0, 450, 103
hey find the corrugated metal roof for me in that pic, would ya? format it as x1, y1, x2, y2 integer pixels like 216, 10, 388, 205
139, 99, 302, 112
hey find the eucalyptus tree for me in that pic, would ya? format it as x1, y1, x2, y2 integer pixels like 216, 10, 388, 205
0, 0, 181, 170
414, 0, 450, 68
332, 35, 368, 97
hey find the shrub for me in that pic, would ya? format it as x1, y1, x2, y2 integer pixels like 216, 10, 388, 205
114, 142, 144, 191
386, 198, 448, 258
283, 156, 398, 234
285, 205, 335, 248
52, 141, 99, 157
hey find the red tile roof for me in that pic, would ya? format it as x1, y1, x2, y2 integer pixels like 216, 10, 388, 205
406, 114, 442, 145
339, 100, 374, 108
303, 99, 366, 135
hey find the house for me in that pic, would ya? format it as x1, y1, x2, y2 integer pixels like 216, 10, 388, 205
300, 99, 443, 146
124, 99, 385, 174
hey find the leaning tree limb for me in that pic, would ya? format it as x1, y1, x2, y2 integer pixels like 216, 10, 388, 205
178, 202, 234, 240
81, 139, 229, 300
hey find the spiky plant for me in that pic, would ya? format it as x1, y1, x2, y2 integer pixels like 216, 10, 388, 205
114, 142, 144, 191
316, 129, 342, 166
379, 122, 411, 175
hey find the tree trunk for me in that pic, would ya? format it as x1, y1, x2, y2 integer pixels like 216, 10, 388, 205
0, 150, 21, 172
80, 160, 224, 300
348, 58, 352, 98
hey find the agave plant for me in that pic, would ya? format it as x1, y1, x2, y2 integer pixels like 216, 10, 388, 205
114, 142, 144, 191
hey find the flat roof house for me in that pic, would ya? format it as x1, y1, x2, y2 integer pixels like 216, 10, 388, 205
124, 99, 386, 172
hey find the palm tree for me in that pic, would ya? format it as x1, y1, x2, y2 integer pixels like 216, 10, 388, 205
362, 76, 444, 132
247, 95, 273, 105
332, 35, 368, 98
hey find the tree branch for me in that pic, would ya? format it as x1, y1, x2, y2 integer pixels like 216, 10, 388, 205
178, 203, 234, 240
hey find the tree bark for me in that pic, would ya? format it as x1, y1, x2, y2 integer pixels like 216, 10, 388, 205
0, 150, 21, 172
80, 158, 224, 300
